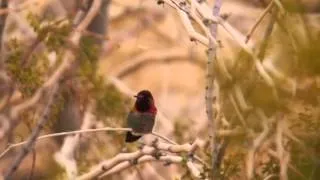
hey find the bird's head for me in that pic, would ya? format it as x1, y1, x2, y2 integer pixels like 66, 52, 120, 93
134, 90, 154, 112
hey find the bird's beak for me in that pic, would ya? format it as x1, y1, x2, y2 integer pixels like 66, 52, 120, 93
134, 95, 143, 98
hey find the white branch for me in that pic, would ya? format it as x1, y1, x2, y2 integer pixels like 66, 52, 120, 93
54, 106, 95, 179
77, 140, 204, 180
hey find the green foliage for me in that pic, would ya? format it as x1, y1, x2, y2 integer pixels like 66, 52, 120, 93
95, 83, 126, 119
22, 13, 126, 121
6, 11, 129, 179
45, 93, 66, 130
78, 36, 100, 84
6, 38, 45, 96
27, 13, 71, 51
6, 13, 72, 97
76, 36, 127, 120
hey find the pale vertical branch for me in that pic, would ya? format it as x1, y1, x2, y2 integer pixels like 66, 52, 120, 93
3, 85, 59, 179
276, 117, 289, 180
246, 110, 270, 180
54, 106, 94, 179
206, 0, 222, 177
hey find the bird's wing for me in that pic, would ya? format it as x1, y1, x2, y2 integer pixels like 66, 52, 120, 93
127, 111, 155, 134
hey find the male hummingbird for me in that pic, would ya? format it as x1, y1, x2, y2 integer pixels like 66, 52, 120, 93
125, 90, 157, 143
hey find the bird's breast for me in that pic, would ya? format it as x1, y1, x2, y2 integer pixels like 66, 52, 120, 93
127, 111, 156, 134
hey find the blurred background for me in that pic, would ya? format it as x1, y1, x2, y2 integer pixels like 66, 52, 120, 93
0, 0, 320, 179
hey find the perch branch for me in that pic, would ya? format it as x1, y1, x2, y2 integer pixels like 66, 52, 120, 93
77, 140, 203, 180
98, 155, 202, 179
0, 127, 210, 160
107, 76, 208, 167
0, 127, 132, 159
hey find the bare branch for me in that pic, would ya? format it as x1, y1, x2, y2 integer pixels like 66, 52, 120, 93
77, 140, 204, 180
0, 127, 132, 160
246, 109, 270, 180
276, 116, 289, 180
245, 0, 274, 43
112, 47, 205, 78
4, 85, 59, 179
206, 0, 223, 177
54, 105, 94, 179
98, 155, 203, 179
3, 0, 103, 141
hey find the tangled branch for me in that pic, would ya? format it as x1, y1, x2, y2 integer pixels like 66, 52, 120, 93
77, 139, 205, 179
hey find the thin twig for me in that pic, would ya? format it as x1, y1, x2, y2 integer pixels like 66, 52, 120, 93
112, 47, 205, 78
0, 127, 131, 159
257, 8, 277, 60
245, 0, 274, 43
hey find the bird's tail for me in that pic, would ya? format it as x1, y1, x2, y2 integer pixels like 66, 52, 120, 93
125, 132, 142, 143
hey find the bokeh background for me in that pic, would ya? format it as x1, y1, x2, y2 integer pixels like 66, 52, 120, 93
0, 0, 320, 179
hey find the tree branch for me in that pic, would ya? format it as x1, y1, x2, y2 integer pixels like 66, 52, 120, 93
207, 0, 222, 178
245, 0, 274, 43
112, 47, 205, 78
77, 139, 204, 179
0, 127, 132, 160
3, 85, 59, 179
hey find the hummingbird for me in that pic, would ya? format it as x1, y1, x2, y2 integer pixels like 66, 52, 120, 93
125, 90, 157, 143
